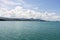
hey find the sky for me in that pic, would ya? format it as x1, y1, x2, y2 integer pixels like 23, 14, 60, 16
0, 0, 60, 21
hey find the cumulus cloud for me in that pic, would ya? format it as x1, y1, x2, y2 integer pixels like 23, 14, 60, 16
0, 0, 23, 5
0, 0, 25, 9
0, 6, 60, 21
0, 0, 38, 10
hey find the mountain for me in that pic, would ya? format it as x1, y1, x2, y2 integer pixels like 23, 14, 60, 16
0, 17, 46, 21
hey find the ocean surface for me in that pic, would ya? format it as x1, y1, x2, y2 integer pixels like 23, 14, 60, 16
0, 21, 60, 40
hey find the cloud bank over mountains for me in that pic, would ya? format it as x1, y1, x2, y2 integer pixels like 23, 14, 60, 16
0, 0, 60, 21
0, 6, 60, 21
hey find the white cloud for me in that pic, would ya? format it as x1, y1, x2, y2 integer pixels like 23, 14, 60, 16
0, 0, 38, 9
0, 0, 25, 9
0, 6, 60, 21
0, 0, 22, 5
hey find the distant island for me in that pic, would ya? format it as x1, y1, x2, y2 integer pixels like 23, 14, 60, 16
0, 17, 46, 21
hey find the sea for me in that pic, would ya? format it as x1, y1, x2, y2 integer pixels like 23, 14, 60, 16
0, 21, 60, 40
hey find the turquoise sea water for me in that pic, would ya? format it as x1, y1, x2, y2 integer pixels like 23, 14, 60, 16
0, 21, 60, 40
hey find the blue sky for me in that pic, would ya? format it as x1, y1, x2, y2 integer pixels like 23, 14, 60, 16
0, 0, 60, 21
0, 0, 60, 13
0, 0, 60, 12
24, 0, 60, 14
